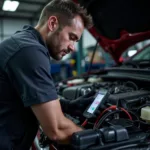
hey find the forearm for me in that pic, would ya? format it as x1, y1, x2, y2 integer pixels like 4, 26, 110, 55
32, 100, 83, 144
55, 116, 83, 144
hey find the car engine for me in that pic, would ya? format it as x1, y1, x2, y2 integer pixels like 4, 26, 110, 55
39, 68, 150, 150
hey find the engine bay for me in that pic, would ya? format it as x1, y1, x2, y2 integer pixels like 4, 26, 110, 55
39, 69, 150, 150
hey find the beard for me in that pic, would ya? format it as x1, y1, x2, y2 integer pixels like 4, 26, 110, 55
48, 44, 62, 60
46, 30, 63, 60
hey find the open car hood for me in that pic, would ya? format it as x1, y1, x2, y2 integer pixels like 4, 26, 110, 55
73, 0, 150, 63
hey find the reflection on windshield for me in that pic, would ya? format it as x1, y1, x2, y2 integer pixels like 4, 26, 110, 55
132, 46, 150, 61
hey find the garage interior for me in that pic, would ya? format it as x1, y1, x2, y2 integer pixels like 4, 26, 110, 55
1, 0, 150, 150
0, 0, 103, 81
1, 0, 149, 82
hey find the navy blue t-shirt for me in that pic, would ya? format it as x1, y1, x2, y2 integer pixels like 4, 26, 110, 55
0, 25, 58, 149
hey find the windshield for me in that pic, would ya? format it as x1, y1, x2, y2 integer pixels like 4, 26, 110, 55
132, 45, 150, 61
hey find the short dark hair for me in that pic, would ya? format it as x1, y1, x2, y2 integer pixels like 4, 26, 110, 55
38, 0, 93, 28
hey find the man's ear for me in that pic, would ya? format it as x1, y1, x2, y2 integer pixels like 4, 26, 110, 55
47, 16, 58, 32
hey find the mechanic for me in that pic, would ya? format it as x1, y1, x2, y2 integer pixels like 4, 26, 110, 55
0, 0, 92, 149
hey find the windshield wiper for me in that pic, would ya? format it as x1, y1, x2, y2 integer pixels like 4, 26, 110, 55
123, 60, 150, 69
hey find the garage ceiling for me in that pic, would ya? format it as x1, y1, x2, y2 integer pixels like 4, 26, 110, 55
0, 0, 50, 20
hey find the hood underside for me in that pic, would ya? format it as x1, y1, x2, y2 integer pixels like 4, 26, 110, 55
74, 0, 150, 63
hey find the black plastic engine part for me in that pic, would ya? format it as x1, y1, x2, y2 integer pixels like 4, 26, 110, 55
71, 125, 129, 150
100, 125, 129, 143
107, 90, 150, 106
62, 84, 92, 100
88, 131, 147, 150
71, 129, 102, 150
108, 118, 133, 130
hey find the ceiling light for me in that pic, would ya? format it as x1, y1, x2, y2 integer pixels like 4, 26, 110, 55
2, 0, 19, 12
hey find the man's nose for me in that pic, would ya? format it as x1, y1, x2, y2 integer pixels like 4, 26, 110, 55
68, 43, 75, 52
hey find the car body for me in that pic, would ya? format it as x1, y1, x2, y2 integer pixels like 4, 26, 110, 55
119, 42, 150, 62
73, 0, 150, 63
38, 0, 150, 150
131, 43, 150, 61
120, 43, 150, 69
126, 43, 150, 61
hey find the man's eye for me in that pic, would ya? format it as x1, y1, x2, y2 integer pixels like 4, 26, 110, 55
70, 35, 75, 41
70, 36, 75, 40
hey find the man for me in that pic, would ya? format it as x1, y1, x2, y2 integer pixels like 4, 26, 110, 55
0, 0, 92, 149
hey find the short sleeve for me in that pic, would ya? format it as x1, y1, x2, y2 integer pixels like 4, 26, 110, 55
6, 46, 58, 107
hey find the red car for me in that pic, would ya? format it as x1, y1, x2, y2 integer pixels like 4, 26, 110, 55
37, 0, 150, 150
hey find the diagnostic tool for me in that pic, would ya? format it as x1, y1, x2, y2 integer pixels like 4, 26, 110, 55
83, 89, 108, 118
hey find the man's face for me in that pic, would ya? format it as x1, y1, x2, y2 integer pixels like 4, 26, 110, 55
46, 15, 84, 60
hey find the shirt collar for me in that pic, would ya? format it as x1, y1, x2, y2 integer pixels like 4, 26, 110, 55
22, 25, 47, 49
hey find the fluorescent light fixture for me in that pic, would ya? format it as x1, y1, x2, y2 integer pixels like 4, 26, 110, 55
2, 0, 19, 12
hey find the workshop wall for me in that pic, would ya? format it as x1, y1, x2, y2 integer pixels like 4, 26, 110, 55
83, 29, 96, 48
0, 19, 38, 42
0, 19, 96, 47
